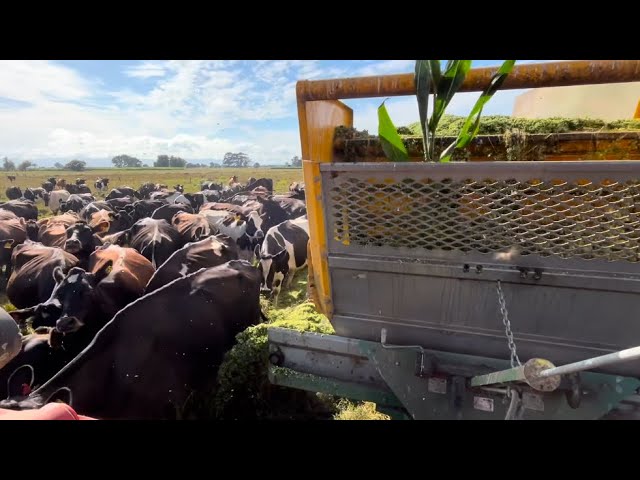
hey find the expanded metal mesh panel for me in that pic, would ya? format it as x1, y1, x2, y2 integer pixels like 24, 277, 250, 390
324, 164, 640, 263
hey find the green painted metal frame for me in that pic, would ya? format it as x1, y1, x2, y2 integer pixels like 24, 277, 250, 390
267, 327, 640, 420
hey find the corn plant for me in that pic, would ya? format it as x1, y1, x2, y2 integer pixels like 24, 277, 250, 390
378, 60, 516, 162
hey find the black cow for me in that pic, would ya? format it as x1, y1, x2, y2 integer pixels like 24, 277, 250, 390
5, 186, 22, 200
79, 201, 114, 222
246, 178, 273, 193
151, 203, 194, 223
11, 245, 155, 359
145, 235, 239, 293
175, 193, 204, 211
272, 197, 306, 219
174, 184, 184, 193
255, 218, 309, 305
23, 188, 46, 202
0, 200, 38, 220
122, 218, 181, 268
41, 181, 55, 193
125, 200, 165, 222
0, 260, 262, 419
63, 222, 103, 268
67, 184, 92, 195
149, 191, 172, 201
6, 241, 79, 309
254, 196, 291, 236
7, 175, 16, 183
88, 209, 134, 236
59, 194, 91, 214
106, 196, 136, 211
75, 178, 86, 186
106, 187, 137, 200
138, 182, 157, 199
201, 181, 222, 191
199, 190, 221, 202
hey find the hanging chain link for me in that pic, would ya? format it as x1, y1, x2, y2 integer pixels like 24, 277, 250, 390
496, 280, 521, 368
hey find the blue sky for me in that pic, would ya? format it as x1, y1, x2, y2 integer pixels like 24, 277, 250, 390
0, 60, 551, 167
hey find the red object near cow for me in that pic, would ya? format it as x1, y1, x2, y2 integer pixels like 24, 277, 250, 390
0, 403, 96, 420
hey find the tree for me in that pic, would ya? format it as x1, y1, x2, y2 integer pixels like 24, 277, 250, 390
112, 154, 142, 168
64, 160, 86, 171
54, 162, 64, 169
17, 160, 35, 171
290, 155, 302, 167
169, 156, 186, 168
154, 155, 170, 167
223, 152, 250, 168
3, 157, 16, 171
253, 162, 260, 168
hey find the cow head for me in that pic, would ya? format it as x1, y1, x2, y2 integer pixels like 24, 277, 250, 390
254, 245, 289, 300
174, 184, 184, 193
23, 188, 35, 202
42, 264, 112, 335
64, 222, 100, 255
25, 219, 39, 241
42, 192, 50, 206
58, 200, 71, 213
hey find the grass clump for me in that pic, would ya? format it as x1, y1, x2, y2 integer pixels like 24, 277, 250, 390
407, 115, 640, 137
334, 400, 391, 420
210, 301, 337, 420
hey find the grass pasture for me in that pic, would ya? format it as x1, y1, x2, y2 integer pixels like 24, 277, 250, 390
0, 167, 303, 203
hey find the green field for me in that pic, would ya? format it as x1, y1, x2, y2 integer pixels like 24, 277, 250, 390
0, 167, 304, 203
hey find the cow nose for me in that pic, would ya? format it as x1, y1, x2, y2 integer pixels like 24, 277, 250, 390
56, 316, 79, 334
260, 287, 272, 296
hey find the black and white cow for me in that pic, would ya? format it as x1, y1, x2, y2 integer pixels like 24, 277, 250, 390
94, 178, 109, 192
255, 217, 309, 305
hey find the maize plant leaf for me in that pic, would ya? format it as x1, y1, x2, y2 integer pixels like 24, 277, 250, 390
430, 60, 471, 132
441, 60, 516, 162
378, 101, 409, 162
415, 60, 433, 161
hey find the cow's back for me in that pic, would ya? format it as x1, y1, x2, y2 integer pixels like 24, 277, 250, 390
7, 244, 79, 308
23, 260, 261, 419
145, 235, 239, 293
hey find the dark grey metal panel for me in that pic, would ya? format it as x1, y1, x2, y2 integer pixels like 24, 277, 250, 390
319, 161, 640, 375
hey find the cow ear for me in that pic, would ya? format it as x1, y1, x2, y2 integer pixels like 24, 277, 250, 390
194, 226, 205, 239
3, 239, 14, 250
254, 243, 261, 259
94, 260, 113, 284
52, 266, 65, 284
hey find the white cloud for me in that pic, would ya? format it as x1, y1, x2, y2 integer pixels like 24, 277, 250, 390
124, 62, 167, 79
356, 60, 414, 76
0, 60, 92, 103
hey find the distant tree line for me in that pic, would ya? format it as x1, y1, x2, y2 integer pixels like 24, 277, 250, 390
3, 157, 37, 171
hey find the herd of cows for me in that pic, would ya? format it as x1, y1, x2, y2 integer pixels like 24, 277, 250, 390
0, 175, 309, 419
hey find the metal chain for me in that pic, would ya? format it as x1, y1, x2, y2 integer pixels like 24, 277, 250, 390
496, 280, 521, 368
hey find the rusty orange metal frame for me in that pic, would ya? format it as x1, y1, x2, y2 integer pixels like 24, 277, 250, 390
297, 60, 640, 318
